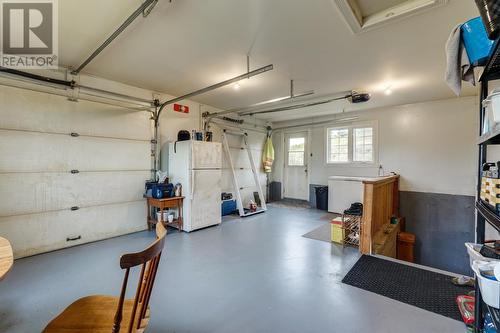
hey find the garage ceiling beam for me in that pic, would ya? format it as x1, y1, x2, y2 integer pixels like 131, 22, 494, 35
0, 66, 74, 88
204, 80, 315, 119
157, 64, 274, 117
239, 95, 349, 116
0, 66, 156, 107
71, 0, 159, 75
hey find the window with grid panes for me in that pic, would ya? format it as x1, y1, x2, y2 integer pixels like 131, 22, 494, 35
327, 128, 349, 163
326, 124, 376, 164
353, 127, 373, 162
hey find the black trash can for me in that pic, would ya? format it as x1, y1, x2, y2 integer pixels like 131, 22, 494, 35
315, 186, 328, 211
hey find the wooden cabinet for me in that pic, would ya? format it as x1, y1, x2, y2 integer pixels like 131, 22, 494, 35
359, 175, 400, 255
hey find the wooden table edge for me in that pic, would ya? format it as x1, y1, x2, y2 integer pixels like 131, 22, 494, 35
0, 237, 13, 281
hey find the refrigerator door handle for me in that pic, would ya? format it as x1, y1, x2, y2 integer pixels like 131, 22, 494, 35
190, 170, 195, 198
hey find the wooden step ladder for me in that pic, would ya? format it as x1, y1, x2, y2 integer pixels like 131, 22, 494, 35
222, 129, 267, 217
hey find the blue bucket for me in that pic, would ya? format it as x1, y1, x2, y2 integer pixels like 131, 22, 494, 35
462, 17, 494, 66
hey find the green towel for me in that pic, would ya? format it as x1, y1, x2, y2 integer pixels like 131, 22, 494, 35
262, 136, 274, 173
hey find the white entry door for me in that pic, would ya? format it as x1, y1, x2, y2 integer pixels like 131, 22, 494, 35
284, 131, 308, 200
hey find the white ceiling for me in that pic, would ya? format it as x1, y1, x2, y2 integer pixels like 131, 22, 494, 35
58, 0, 479, 122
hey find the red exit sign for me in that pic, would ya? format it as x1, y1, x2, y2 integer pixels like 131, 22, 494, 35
173, 104, 189, 113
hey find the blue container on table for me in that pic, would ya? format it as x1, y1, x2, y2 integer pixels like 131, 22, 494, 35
151, 183, 174, 199
152, 184, 164, 199
462, 17, 495, 66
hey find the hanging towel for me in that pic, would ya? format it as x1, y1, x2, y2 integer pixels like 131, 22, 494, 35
262, 136, 274, 173
445, 24, 475, 96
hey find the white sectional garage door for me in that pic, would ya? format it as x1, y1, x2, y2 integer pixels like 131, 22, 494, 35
0, 85, 152, 258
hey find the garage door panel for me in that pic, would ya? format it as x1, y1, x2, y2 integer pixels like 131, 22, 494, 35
0, 131, 150, 172
71, 101, 151, 140
0, 171, 149, 216
70, 137, 150, 171
0, 201, 147, 258
0, 85, 151, 140
221, 170, 233, 191
0, 85, 152, 258
0, 131, 71, 172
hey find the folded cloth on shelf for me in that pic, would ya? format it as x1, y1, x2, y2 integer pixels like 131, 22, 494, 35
445, 24, 475, 96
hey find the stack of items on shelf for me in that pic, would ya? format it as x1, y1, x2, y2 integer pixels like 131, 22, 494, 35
467, 1, 500, 331
481, 163, 500, 212
465, 241, 500, 331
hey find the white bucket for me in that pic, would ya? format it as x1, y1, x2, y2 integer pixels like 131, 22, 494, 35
472, 260, 500, 308
483, 89, 500, 124
465, 243, 500, 267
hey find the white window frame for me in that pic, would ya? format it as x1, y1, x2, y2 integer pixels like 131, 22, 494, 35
325, 121, 378, 166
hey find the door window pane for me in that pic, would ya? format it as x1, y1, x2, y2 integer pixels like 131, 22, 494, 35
288, 137, 305, 166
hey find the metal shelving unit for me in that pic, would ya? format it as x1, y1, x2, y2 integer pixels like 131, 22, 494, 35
475, 36, 500, 333
342, 214, 361, 248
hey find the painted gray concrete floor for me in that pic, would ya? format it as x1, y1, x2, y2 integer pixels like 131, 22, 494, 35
0, 207, 466, 333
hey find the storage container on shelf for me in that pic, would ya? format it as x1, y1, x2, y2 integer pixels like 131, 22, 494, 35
466, 243, 500, 267
483, 88, 500, 125
461, 17, 494, 65
472, 260, 500, 308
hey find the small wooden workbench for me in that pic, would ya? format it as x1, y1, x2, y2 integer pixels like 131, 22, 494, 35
0, 236, 13, 281
147, 197, 184, 232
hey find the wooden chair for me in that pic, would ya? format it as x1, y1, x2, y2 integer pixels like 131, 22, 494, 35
43, 223, 167, 333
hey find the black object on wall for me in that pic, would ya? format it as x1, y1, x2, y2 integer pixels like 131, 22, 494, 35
399, 191, 475, 276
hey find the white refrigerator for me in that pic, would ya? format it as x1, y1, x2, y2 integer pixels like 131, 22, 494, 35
168, 141, 222, 232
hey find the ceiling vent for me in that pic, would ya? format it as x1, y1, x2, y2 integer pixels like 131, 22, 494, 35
333, 0, 449, 33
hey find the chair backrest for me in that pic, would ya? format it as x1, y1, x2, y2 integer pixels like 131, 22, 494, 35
112, 223, 167, 333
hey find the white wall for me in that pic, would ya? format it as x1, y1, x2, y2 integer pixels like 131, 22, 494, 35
272, 96, 478, 197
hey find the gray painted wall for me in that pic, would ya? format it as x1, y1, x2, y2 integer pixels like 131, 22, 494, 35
399, 191, 475, 276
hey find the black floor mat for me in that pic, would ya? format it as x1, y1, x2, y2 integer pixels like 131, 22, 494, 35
342, 255, 472, 321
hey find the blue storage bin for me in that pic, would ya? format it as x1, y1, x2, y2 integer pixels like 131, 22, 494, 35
222, 200, 237, 216
462, 17, 494, 66
151, 183, 174, 199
